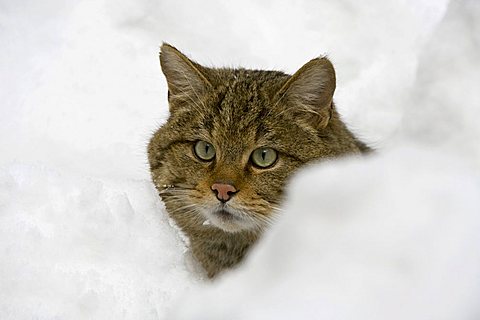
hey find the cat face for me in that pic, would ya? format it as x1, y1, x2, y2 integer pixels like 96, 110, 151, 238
148, 44, 360, 233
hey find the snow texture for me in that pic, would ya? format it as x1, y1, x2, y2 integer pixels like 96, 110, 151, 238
1, 0, 479, 319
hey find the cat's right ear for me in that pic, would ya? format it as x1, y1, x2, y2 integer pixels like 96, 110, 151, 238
159, 43, 212, 105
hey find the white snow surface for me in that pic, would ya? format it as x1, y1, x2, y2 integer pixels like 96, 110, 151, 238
1, 0, 480, 319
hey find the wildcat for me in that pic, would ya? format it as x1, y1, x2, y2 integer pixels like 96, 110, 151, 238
148, 43, 369, 278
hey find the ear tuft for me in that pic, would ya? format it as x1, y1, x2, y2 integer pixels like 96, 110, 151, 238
277, 57, 336, 129
159, 43, 211, 105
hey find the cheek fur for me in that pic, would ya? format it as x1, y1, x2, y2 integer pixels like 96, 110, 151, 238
246, 158, 300, 204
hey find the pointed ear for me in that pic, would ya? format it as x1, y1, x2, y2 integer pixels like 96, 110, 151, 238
159, 43, 212, 105
276, 57, 336, 129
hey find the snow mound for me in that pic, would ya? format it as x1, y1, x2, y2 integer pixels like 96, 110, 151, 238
0, 164, 195, 319
170, 147, 480, 320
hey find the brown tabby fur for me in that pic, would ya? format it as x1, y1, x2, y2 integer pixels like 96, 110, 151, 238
148, 43, 370, 278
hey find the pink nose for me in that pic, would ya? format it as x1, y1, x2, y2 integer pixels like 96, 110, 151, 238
211, 183, 237, 202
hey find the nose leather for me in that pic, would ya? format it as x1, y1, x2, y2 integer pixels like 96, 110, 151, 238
211, 183, 237, 202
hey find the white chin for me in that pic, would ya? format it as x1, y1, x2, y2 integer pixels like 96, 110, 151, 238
205, 209, 254, 233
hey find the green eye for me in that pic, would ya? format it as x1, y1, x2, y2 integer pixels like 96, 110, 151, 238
251, 148, 278, 168
194, 140, 216, 161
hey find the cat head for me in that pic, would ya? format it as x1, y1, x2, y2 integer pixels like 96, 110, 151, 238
149, 43, 358, 233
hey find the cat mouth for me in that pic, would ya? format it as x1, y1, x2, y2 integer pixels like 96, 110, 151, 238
203, 206, 252, 232
211, 209, 242, 221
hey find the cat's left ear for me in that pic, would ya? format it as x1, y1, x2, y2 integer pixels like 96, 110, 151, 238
159, 43, 212, 105
276, 57, 336, 129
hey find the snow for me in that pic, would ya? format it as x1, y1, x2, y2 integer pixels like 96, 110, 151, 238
0, 164, 197, 319
1, 0, 479, 319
